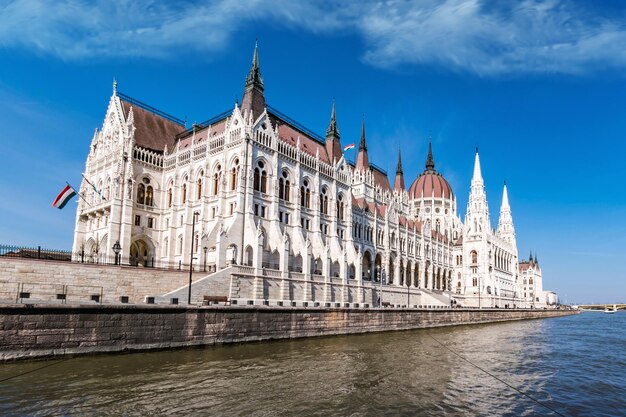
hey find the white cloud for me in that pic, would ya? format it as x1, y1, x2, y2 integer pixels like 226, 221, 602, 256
2, 0, 626, 75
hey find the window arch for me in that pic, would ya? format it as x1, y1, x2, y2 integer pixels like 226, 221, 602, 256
104, 178, 111, 200
212, 165, 221, 196
337, 194, 345, 220
181, 176, 188, 204
278, 170, 290, 202
197, 170, 204, 200
137, 183, 145, 204
253, 160, 267, 193
320, 187, 329, 214
300, 179, 311, 208
230, 158, 239, 191
471, 250, 478, 264
167, 186, 173, 208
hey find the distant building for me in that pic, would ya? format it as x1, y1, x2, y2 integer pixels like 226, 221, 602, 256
72, 44, 556, 307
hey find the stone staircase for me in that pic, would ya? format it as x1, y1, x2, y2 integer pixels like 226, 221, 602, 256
419, 289, 453, 308
151, 266, 233, 305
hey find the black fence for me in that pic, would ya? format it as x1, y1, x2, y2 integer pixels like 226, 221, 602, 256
0, 244, 215, 272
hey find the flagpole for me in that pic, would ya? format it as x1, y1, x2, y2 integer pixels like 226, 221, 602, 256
82, 173, 106, 201
68, 181, 90, 206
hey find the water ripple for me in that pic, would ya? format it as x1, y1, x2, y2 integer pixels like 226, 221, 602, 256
0, 312, 624, 416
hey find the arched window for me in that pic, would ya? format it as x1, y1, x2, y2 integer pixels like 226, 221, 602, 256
279, 171, 290, 201
471, 250, 478, 264
137, 183, 145, 204
182, 177, 188, 204
104, 178, 111, 200
145, 185, 153, 206
197, 170, 204, 200
300, 179, 311, 208
230, 158, 239, 191
212, 165, 221, 196
337, 194, 344, 220
194, 234, 199, 252
435, 219, 441, 233
320, 187, 329, 214
178, 235, 183, 255
254, 161, 267, 193
167, 187, 173, 208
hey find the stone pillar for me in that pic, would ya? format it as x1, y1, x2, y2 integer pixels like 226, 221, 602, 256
356, 251, 364, 304
252, 230, 264, 301
340, 251, 349, 304
302, 241, 312, 302
323, 246, 332, 303
280, 236, 290, 301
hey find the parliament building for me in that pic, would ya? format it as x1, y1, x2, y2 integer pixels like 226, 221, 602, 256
72, 44, 555, 308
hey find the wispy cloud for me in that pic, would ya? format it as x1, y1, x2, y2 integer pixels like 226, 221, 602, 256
2, 0, 626, 75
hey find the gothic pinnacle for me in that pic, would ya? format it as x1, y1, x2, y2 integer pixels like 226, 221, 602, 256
425, 140, 435, 171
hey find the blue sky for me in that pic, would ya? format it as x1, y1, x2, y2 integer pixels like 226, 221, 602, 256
1, 0, 625, 304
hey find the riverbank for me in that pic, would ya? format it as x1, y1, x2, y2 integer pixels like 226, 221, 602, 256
0, 304, 577, 361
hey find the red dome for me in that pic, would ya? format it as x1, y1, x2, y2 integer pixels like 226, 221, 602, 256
409, 141, 453, 200
408, 171, 453, 200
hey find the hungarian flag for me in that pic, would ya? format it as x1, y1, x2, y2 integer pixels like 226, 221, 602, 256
52, 185, 77, 209
343, 143, 355, 152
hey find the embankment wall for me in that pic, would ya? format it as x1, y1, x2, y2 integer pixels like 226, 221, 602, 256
0, 258, 191, 304
0, 304, 577, 361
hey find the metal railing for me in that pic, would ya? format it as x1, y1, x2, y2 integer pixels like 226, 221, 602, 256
0, 244, 211, 272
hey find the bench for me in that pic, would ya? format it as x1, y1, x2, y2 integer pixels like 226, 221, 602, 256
203, 295, 229, 306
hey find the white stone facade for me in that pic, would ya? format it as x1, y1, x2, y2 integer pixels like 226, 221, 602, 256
72, 46, 556, 307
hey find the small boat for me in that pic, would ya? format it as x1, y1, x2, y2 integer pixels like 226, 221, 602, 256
604, 308, 616, 314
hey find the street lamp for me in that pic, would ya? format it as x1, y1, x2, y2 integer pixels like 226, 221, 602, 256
375, 264, 381, 307
112, 240, 121, 265
203, 246, 208, 272
447, 275, 452, 308
188, 211, 200, 305
406, 272, 411, 307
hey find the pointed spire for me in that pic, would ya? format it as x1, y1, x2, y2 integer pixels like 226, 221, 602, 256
326, 98, 340, 138
246, 39, 263, 88
529, 251, 533, 263
359, 118, 367, 151
425, 140, 435, 171
241, 40, 266, 120
112, 78, 117, 95
325, 99, 342, 164
356, 117, 369, 170
472, 147, 483, 183
394, 148, 405, 192
396, 148, 403, 174
502, 181, 510, 209
498, 180, 515, 243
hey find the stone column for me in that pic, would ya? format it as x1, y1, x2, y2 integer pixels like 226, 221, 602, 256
252, 229, 264, 301
323, 245, 332, 303
280, 236, 290, 301
340, 251, 349, 304
356, 251, 364, 304
302, 241, 312, 302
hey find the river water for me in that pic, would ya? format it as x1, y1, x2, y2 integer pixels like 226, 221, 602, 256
0, 312, 624, 416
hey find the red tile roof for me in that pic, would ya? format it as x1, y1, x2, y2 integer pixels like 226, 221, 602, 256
120, 99, 185, 152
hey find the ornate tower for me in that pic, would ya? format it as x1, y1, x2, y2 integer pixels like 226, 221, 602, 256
325, 100, 342, 164
465, 149, 490, 236
394, 149, 405, 192
355, 119, 369, 171
497, 181, 516, 244
240, 41, 266, 120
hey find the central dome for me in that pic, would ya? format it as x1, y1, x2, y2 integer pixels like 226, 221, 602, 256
408, 143, 454, 200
